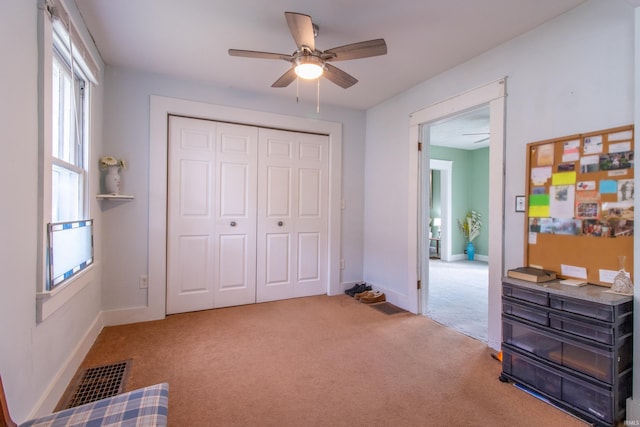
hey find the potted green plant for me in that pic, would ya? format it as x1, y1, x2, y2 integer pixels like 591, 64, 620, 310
457, 210, 482, 260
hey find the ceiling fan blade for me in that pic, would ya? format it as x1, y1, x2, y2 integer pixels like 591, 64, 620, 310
285, 12, 315, 51
473, 137, 490, 144
228, 49, 292, 61
323, 63, 358, 89
324, 39, 387, 61
271, 68, 297, 88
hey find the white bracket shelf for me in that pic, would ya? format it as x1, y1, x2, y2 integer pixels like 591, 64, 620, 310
96, 194, 135, 201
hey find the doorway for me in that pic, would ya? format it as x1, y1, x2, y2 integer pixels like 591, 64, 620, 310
409, 78, 506, 350
425, 109, 490, 341
428, 160, 452, 262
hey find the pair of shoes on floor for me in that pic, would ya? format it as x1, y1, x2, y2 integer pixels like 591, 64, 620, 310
355, 290, 386, 304
345, 283, 371, 297
354, 290, 371, 300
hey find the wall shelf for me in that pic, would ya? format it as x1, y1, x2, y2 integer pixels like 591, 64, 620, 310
96, 194, 134, 201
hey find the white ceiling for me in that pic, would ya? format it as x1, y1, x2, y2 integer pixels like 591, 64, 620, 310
74, 0, 585, 112
430, 106, 491, 150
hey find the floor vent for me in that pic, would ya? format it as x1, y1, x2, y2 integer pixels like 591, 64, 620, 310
371, 302, 407, 315
56, 360, 131, 410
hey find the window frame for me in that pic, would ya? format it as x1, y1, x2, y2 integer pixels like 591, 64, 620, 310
37, 0, 100, 321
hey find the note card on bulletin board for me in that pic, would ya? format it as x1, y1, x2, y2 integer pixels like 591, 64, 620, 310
524, 125, 634, 286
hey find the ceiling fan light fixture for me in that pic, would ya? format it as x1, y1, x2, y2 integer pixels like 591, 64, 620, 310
229, 12, 387, 90
294, 56, 324, 80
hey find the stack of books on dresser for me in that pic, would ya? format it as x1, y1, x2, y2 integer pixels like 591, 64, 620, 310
507, 267, 556, 283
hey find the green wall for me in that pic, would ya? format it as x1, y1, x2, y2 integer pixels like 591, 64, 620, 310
430, 146, 489, 257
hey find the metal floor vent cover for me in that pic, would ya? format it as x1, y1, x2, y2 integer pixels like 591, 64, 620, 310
56, 360, 131, 410
371, 302, 407, 315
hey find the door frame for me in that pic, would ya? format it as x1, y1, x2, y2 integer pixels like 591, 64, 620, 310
147, 96, 342, 319
429, 159, 453, 262
408, 78, 506, 350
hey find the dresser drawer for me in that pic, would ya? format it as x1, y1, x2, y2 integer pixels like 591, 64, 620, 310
502, 347, 625, 425
549, 313, 630, 345
503, 300, 549, 326
562, 369, 631, 425
503, 318, 625, 383
550, 295, 614, 322
503, 284, 549, 306
502, 347, 561, 400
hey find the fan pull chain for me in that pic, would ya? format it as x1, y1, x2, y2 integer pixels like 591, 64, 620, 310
316, 78, 320, 113
296, 77, 299, 104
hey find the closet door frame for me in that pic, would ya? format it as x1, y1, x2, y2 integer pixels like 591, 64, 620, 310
146, 97, 342, 322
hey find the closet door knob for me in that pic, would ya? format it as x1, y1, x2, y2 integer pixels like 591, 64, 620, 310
230, 221, 237, 227
277, 221, 284, 227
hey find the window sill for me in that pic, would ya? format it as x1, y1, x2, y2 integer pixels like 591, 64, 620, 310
37, 266, 95, 323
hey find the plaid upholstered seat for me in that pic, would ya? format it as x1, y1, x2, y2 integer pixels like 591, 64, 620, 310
3, 382, 168, 427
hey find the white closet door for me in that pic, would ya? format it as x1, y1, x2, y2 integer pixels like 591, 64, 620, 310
167, 116, 258, 314
213, 122, 258, 307
256, 128, 329, 303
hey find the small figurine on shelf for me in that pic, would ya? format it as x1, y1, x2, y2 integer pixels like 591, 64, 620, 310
611, 255, 633, 295
99, 156, 126, 195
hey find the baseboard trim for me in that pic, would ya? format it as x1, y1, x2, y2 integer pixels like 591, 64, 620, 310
102, 306, 165, 327
363, 282, 416, 314
30, 313, 104, 419
449, 254, 488, 262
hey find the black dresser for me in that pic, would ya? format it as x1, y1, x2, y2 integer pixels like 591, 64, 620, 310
500, 277, 633, 426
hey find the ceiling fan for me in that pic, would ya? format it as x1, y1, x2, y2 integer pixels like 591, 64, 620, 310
463, 132, 490, 144
228, 12, 387, 89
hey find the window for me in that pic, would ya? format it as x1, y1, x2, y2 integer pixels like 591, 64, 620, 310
38, 0, 99, 303
51, 37, 87, 224
46, 12, 91, 291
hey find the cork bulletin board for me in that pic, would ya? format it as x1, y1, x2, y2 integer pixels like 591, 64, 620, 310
524, 125, 634, 286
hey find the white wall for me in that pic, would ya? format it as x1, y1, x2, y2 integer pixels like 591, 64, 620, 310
364, 0, 634, 341
0, 0, 105, 422
100, 67, 367, 313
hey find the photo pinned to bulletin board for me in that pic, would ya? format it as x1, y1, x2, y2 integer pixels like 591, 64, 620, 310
524, 125, 634, 287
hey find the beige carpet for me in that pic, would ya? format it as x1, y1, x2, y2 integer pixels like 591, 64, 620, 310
80, 295, 586, 426
427, 259, 488, 342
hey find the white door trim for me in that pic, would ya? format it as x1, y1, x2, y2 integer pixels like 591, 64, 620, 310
429, 159, 453, 262
408, 78, 506, 350
147, 96, 342, 321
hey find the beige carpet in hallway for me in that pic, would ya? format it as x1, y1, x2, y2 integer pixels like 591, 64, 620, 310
427, 259, 488, 342
79, 295, 586, 426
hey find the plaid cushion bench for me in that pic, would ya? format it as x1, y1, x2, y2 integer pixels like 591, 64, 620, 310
13, 383, 168, 427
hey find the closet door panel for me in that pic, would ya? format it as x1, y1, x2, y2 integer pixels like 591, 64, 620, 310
167, 118, 258, 313
257, 128, 328, 302
167, 117, 217, 314
213, 123, 258, 308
